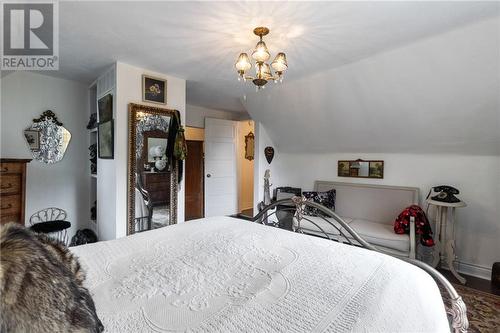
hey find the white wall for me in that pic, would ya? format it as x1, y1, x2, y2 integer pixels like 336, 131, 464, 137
253, 123, 277, 212
186, 104, 249, 128
114, 62, 186, 238
256, 146, 500, 279
1, 72, 90, 238
236, 121, 254, 212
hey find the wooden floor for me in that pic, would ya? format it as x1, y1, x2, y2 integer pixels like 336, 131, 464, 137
241, 208, 253, 217
438, 269, 499, 296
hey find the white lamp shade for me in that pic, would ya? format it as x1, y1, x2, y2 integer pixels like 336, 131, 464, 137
251, 41, 271, 62
271, 52, 288, 72
256, 62, 273, 80
235, 53, 251, 72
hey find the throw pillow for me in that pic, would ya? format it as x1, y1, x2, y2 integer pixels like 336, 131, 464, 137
302, 189, 336, 216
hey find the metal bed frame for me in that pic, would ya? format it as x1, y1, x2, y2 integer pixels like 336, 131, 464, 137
238, 197, 468, 333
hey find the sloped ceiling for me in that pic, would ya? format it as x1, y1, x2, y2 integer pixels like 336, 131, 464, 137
243, 17, 500, 155
31, 1, 499, 113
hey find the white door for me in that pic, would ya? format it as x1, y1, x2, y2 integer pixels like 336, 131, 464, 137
204, 118, 238, 217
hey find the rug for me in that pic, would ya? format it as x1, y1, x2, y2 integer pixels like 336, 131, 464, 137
441, 283, 500, 332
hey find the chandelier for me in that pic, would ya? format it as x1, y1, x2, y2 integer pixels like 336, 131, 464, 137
235, 27, 288, 90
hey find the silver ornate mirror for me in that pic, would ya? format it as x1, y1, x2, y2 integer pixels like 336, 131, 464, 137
24, 110, 71, 164
128, 103, 179, 235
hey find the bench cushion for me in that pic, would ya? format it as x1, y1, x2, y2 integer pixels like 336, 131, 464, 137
298, 216, 353, 236
346, 219, 410, 253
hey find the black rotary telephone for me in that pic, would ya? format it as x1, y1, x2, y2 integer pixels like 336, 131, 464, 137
426, 185, 461, 203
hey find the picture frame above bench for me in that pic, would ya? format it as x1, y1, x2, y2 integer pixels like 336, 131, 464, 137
338, 159, 384, 179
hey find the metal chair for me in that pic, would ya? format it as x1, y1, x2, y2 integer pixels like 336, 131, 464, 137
29, 207, 71, 245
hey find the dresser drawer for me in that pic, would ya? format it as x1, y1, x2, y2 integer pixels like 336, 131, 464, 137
0, 174, 22, 195
143, 173, 169, 184
0, 194, 21, 216
0, 163, 23, 174
146, 181, 169, 192
1, 214, 21, 225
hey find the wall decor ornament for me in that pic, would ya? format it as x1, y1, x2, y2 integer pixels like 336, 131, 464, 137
142, 75, 167, 105
89, 143, 97, 174
86, 113, 97, 129
244, 131, 255, 161
24, 110, 71, 164
264, 146, 274, 164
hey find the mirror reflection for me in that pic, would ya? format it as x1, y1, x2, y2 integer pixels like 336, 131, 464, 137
24, 110, 71, 164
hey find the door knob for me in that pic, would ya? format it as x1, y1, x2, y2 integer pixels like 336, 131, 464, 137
206, 174, 211, 178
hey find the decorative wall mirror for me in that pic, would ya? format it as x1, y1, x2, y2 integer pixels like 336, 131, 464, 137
244, 131, 255, 160
338, 159, 384, 179
24, 110, 71, 164
127, 103, 181, 235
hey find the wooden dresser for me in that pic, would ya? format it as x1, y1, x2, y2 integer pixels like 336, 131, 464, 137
142, 172, 170, 206
1, 159, 31, 225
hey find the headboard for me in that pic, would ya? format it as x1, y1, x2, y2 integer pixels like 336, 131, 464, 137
315, 181, 419, 224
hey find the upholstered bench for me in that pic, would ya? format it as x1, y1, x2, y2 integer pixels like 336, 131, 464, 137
298, 181, 419, 259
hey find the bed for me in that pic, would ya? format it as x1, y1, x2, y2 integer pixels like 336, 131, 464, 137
71, 199, 468, 333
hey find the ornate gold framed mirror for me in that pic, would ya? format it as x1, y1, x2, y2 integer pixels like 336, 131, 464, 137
127, 103, 180, 235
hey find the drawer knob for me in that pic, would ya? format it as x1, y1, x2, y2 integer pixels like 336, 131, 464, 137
1, 203, 12, 210
0, 183, 12, 190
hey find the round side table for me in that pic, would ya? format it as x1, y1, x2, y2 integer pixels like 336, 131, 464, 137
426, 198, 467, 284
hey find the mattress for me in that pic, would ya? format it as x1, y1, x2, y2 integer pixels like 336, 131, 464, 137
71, 216, 449, 332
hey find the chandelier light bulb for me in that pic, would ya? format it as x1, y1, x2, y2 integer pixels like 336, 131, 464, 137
252, 41, 271, 62
235, 53, 251, 72
271, 52, 288, 72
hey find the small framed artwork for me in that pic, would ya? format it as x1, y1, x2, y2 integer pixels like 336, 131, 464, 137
338, 159, 384, 179
338, 161, 350, 177
24, 130, 40, 151
98, 120, 114, 159
98, 93, 113, 123
369, 161, 384, 178
142, 75, 166, 104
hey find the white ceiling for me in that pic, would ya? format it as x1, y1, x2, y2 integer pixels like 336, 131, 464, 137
47, 1, 499, 112
243, 17, 500, 155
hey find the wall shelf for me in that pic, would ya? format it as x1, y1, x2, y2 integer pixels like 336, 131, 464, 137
88, 82, 98, 239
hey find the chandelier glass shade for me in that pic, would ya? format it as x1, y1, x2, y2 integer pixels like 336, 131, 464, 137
235, 27, 288, 89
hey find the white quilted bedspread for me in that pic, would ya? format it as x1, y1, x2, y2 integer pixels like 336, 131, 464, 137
71, 217, 449, 333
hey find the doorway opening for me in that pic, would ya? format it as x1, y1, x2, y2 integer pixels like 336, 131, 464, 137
184, 119, 254, 220
237, 120, 254, 217
185, 127, 204, 221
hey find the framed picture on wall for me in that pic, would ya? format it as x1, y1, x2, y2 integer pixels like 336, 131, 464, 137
98, 120, 114, 159
142, 75, 167, 104
98, 93, 113, 122
338, 159, 384, 179
24, 130, 40, 151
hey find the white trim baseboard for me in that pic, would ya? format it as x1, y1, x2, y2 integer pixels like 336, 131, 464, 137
442, 261, 492, 281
